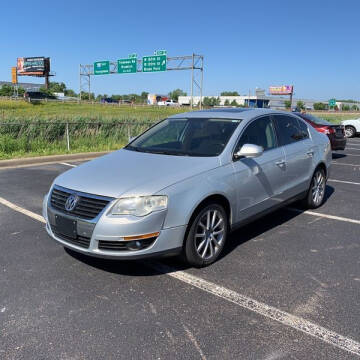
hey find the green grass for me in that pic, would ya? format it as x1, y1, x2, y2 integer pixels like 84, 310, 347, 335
0, 100, 188, 159
0, 100, 186, 122
309, 112, 358, 124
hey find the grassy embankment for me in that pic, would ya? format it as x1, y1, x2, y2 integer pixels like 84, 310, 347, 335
0, 100, 186, 159
0, 99, 358, 160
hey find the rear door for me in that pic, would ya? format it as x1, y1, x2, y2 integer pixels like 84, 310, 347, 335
232, 115, 287, 223
272, 114, 315, 198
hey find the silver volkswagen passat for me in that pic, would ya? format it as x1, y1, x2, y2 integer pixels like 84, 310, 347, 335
43, 108, 331, 267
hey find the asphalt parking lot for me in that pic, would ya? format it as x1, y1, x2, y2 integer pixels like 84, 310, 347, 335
1, 138, 360, 359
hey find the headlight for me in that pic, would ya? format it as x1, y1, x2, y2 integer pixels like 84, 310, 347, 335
110, 196, 168, 217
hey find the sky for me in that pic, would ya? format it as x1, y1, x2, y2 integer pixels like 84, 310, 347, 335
1, 0, 359, 100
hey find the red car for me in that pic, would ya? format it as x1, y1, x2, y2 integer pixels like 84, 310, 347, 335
295, 112, 346, 150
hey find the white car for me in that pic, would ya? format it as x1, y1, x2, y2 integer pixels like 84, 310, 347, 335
158, 100, 179, 107
341, 118, 360, 138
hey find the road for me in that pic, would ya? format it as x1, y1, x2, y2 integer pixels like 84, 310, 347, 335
1, 138, 360, 359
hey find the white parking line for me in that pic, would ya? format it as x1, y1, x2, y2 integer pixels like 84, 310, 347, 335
345, 147, 360, 151
60, 162, 77, 167
332, 162, 360, 167
0, 197, 45, 223
1, 197, 360, 356
328, 179, 360, 186
286, 207, 360, 225
149, 262, 360, 357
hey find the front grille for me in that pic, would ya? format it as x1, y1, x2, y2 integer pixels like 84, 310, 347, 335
50, 187, 110, 220
53, 230, 91, 249
98, 237, 156, 251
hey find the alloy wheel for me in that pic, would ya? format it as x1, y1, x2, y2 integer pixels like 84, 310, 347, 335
345, 127, 355, 138
194, 209, 225, 260
311, 171, 325, 206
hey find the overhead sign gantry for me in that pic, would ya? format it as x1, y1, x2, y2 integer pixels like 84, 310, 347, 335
80, 51, 204, 108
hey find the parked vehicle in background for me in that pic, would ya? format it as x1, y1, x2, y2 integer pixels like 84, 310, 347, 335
43, 108, 331, 267
100, 97, 118, 104
295, 112, 346, 150
24, 91, 56, 102
341, 118, 360, 138
158, 99, 179, 106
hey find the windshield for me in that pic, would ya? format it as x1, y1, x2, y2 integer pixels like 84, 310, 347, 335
299, 113, 332, 126
125, 117, 241, 157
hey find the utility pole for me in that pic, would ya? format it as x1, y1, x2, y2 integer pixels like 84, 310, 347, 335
190, 53, 194, 109
289, 87, 294, 109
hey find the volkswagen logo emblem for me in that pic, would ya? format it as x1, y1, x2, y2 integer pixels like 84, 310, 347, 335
65, 194, 79, 212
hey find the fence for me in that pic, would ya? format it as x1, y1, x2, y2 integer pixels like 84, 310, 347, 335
0, 121, 155, 158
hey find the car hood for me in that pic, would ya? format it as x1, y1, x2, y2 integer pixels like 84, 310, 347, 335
54, 149, 220, 198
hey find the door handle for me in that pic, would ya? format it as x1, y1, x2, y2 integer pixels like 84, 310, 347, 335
275, 160, 286, 168
306, 150, 314, 157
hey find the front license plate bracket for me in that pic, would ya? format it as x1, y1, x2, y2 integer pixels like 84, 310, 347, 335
55, 215, 77, 239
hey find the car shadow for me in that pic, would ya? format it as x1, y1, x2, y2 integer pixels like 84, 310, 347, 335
65, 185, 335, 275
332, 153, 347, 159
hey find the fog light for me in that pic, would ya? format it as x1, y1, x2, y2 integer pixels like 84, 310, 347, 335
127, 240, 143, 251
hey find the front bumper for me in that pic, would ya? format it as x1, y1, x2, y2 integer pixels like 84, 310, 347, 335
43, 193, 185, 259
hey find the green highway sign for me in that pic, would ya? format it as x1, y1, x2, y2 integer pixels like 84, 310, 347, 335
154, 50, 167, 56
94, 61, 110, 75
142, 55, 167, 72
118, 58, 137, 74
328, 98, 336, 107
129, 53, 137, 59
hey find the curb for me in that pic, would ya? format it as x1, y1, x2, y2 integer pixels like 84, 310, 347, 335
0, 151, 110, 169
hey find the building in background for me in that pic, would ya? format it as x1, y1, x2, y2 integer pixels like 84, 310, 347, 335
0, 81, 42, 92
178, 95, 331, 110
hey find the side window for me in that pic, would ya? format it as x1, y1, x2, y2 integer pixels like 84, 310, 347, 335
296, 118, 309, 139
273, 115, 305, 146
235, 116, 277, 152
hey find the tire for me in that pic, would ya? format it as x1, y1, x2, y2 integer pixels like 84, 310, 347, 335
345, 126, 356, 138
302, 168, 326, 209
183, 204, 228, 267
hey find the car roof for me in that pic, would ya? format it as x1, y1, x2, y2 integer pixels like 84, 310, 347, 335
169, 108, 293, 120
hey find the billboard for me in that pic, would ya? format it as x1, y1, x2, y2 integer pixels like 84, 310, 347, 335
17, 57, 50, 76
269, 85, 293, 95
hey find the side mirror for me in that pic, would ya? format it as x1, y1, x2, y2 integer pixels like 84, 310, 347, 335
234, 144, 264, 159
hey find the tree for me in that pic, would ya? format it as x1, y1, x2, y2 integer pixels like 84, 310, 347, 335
313, 102, 326, 110
203, 97, 211, 106
0, 84, 15, 96
296, 101, 305, 110
168, 89, 187, 101
141, 91, 149, 100
351, 105, 359, 111
284, 100, 292, 109
202, 97, 220, 107
224, 99, 230, 106
80, 91, 95, 100
221, 91, 239, 96
64, 89, 77, 97
48, 82, 66, 93
342, 104, 350, 111
230, 100, 238, 107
